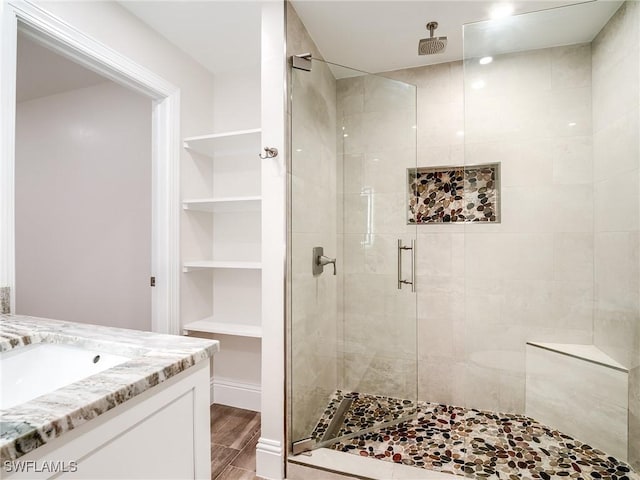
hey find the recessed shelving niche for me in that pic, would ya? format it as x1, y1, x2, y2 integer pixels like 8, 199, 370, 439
181, 125, 262, 411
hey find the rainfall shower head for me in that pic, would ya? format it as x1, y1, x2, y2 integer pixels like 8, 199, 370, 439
418, 21, 447, 55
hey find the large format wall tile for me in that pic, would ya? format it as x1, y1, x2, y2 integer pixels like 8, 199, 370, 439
372, 41, 600, 418
593, 111, 639, 182
594, 174, 639, 233
337, 70, 418, 403
551, 44, 592, 89
592, 6, 640, 443
594, 232, 639, 368
551, 136, 593, 185
456, 36, 600, 415
288, 3, 339, 444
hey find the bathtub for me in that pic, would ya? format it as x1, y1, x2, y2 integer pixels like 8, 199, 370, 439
0, 343, 130, 409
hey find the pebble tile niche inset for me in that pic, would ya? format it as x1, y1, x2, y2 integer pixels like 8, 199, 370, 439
312, 391, 638, 480
408, 163, 500, 224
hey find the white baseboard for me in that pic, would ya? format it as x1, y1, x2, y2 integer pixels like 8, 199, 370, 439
256, 437, 285, 480
210, 376, 261, 412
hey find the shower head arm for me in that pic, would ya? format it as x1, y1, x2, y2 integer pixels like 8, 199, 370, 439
426, 21, 438, 38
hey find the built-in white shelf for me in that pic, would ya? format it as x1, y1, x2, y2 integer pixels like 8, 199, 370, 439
182, 122, 263, 412
182, 317, 262, 338
182, 260, 262, 273
183, 128, 261, 157
182, 196, 261, 213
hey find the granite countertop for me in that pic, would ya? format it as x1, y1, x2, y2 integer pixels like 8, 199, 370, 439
0, 314, 219, 461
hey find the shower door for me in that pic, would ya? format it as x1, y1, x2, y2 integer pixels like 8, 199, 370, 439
289, 57, 418, 453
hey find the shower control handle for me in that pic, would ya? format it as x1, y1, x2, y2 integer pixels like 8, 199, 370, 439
397, 239, 416, 292
312, 246, 337, 276
319, 255, 337, 275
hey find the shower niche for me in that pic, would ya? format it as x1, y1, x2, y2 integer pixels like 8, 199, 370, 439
407, 163, 501, 224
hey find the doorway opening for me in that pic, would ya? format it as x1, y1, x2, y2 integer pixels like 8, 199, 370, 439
1, 2, 181, 334
15, 31, 153, 331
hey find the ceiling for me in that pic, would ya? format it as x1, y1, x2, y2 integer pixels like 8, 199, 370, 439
15, 3, 620, 106
463, 1, 621, 60
118, 0, 620, 77
290, 0, 622, 74
120, 1, 262, 74
16, 32, 107, 103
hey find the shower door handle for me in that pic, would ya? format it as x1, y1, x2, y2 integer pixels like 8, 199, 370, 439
397, 239, 416, 292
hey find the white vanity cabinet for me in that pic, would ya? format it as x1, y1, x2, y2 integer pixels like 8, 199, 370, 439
4, 360, 211, 480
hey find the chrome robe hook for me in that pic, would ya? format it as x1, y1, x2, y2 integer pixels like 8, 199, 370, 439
259, 147, 278, 159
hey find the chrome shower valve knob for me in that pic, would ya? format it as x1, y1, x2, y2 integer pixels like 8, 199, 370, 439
312, 246, 337, 276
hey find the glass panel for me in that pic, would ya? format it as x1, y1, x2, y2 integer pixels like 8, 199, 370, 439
289, 58, 418, 453
463, 2, 639, 477
289, 57, 342, 447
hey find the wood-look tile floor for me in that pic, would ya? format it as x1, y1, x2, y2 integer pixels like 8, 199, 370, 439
211, 404, 264, 480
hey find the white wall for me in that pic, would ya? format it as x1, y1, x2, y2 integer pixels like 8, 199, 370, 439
37, 0, 266, 410
213, 66, 261, 132
259, 2, 287, 476
15, 81, 152, 330
31, 0, 217, 326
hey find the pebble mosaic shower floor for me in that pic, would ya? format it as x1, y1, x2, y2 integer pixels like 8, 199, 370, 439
311, 391, 638, 480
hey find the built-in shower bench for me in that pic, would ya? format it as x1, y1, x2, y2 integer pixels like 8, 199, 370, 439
525, 341, 629, 461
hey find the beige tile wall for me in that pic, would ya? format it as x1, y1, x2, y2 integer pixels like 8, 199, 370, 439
462, 44, 595, 413
382, 43, 595, 413
592, 0, 640, 469
337, 74, 418, 400
380, 62, 467, 407
287, 3, 339, 443
592, 0, 640, 369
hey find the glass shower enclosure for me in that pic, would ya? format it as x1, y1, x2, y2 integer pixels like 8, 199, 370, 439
288, 1, 639, 478
288, 58, 419, 452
